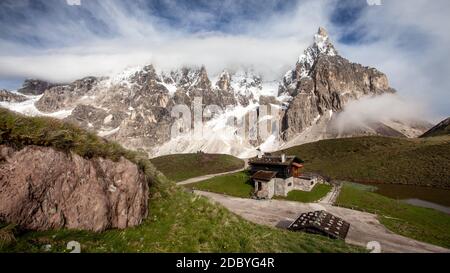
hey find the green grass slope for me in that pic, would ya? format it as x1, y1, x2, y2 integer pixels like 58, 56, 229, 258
186, 171, 254, 198
336, 182, 450, 248
2, 189, 362, 253
151, 153, 244, 182
276, 184, 332, 203
281, 136, 450, 189
0, 108, 361, 253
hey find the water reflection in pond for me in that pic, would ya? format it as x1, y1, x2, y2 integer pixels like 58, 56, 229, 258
358, 183, 450, 214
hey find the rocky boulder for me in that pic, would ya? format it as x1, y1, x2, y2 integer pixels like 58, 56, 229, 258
0, 145, 149, 232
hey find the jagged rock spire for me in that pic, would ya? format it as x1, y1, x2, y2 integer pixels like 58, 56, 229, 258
317, 26, 328, 37
280, 27, 340, 94
312, 27, 337, 56
216, 70, 232, 91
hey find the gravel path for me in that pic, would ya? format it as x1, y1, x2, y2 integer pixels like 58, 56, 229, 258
195, 190, 449, 253
177, 168, 246, 185
177, 160, 248, 186
319, 183, 341, 205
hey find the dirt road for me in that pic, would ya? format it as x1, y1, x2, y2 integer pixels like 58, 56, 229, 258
177, 160, 248, 186
177, 168, 246, 185
195, 191, 449, 253
319, 183, 341, 205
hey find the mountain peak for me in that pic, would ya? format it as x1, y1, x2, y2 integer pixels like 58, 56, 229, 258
317, 26, 328, 37
312, 27, 337, 57
216, 70, 232, 90
289, 27, 338, 80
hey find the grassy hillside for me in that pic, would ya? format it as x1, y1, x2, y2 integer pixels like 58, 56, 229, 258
185, 171, 254, 198
1, 188, 362, 253
0, 108, 360, 253
151, 153, 244, 182
336, 182, 450, 248
280, 136, 450, 189
276, 184, 332, 203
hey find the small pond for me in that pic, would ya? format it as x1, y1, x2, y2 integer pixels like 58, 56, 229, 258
358, 183, 450, 214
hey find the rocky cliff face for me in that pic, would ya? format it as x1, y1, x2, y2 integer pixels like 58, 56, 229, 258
280, 27, 396, 140
18, 79, 57, 96
0, 145, 149, 232
0, 27, 430, 157
0, 90, 27, 103
28, 64, 273, 155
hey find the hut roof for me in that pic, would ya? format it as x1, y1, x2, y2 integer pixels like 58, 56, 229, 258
248, 155, 303, 166
251, 171, 277, 182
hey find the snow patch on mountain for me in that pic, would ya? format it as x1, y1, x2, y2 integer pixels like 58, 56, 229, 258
0, 91, 73, 119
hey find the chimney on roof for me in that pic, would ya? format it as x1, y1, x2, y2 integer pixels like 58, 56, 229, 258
281, 154, 286, 163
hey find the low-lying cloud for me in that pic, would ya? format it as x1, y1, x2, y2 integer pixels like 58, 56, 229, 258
333, 94, 432, 130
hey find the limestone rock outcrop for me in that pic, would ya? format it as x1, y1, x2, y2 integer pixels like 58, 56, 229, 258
0, 145, 149, 232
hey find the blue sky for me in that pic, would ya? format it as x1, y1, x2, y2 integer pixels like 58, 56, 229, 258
0, 0, 364, 47
0, 0, 449, 118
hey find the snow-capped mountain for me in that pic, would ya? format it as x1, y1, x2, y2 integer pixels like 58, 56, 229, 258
0, 28, 431, 158
280, 27, 338, 94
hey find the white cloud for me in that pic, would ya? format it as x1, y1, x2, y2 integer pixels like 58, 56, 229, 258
333, 93, 431, 130
0, 0, 328, 82
335, 0, 450, 119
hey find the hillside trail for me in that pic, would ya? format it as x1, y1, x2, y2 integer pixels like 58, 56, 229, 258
177, 159, 248, 185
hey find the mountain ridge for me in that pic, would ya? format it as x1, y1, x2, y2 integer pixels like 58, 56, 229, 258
420, 117, 450, 138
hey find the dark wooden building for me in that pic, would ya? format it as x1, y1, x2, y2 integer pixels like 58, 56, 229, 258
248, 154, 304, 179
